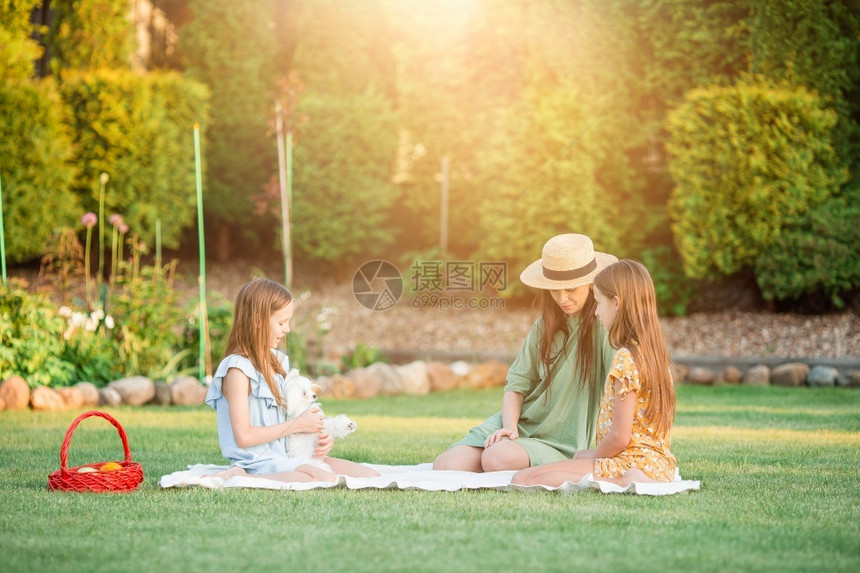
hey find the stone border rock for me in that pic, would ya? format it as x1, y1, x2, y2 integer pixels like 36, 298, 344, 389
0, 375, 210, 411
2, 354, 858, 411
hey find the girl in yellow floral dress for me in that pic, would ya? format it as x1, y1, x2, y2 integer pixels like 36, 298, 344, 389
512, 259, 677, 487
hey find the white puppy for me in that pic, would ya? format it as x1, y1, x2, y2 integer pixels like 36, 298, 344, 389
282, 369, 357, 468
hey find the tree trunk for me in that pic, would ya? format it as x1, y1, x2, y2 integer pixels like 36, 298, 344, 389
216, 223, 230, 263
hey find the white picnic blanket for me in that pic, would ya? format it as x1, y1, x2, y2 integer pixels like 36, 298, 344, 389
158, 463, 700, 496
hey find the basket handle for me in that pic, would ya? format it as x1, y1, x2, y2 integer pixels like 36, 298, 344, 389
59, 410, 134, 473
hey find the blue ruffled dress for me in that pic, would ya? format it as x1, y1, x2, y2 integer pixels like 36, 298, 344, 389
205, 350, 306, 473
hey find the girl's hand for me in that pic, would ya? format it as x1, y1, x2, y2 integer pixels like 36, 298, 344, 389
315, 432, 334, 458
289, 406, 325, 434
484, 428, 518, 448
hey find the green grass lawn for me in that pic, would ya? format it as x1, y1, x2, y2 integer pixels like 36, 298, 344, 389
1, 385, 858, 573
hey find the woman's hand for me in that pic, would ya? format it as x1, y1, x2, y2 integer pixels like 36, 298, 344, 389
287, 406, 325, 435
315, 431, 334, 458
484, 428, 518, 448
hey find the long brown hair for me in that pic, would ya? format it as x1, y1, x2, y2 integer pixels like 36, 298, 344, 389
593, 259, 675, 436
223, 278, 292, 407
538, 289, 598, 391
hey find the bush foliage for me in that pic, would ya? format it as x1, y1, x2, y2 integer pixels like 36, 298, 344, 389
181, 0, 278, 247
291, 90, 399, 265
755, 190, 860, 307
1, 0, 859, 312
0, 79, 79, 263
0, 0, 43, 82
59, 69, 209, 249
47, 0, 133, 75
666, 78, 848, 280
0, 280, 74, 387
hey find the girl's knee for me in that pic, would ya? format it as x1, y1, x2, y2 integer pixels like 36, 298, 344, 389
300, 464, 337, 483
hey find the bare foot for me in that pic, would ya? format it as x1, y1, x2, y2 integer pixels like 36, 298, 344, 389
211, 466, 247, 481
601, 467, 657, 487
622, 467, 656, 483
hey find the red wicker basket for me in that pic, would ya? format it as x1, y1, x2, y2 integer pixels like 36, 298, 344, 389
48, 410, 144, 493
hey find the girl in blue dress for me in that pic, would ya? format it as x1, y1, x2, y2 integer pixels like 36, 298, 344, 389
205, 278, 378, 482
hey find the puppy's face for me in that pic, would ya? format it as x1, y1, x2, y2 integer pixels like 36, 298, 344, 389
284, 372, 317, 416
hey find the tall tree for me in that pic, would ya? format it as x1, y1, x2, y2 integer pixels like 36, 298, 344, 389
0, 1, 78, 262
389, 0, 527, 257
47, 0, 134, 74
286, 0, 400, 268
181, 0, 278, 260
746, 0, 860, 175
0, 0, 43, 81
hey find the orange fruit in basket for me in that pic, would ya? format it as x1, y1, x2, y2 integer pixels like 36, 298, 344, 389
100, 462, 123, 471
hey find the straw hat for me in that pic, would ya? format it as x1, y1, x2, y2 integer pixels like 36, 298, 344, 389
520, 234, 617, 290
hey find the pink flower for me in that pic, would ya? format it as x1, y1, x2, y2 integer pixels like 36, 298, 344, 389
119, 222, 129, 234
81, 212, 97, 228
109, 213, 124, 227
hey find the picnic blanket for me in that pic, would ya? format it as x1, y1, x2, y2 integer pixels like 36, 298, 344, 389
159, 463, 700, 496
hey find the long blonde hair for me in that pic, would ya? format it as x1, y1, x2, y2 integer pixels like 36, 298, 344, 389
223, 278, 292, 407
593, 260, 675, 436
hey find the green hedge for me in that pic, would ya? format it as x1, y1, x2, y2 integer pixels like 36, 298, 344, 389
0, 78, 79, 262
666, 78, 848, 280
59, 69, 209, 249
47, 0, 132, 74
0, 0, 43, 82
755, 189, 860, 307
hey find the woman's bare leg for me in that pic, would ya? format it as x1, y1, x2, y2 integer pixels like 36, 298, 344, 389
511, 458, 594, 486
324, 457, 380, 477
480, 440, 530, 472
433, 445, 484, 471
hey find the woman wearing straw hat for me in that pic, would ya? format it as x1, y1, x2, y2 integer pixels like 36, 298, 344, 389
433, 234, 618, 472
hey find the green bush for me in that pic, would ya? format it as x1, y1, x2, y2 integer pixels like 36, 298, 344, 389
109, 240, 185, 379
46, 0, 133, 74
341, 342, 385, 371
181, 0, 278, 239
0, 0, 44, 82
58, 330, 119, 386
471, 81, 646, 297
0, 79, 79, 263
666, 78, 849, 279
0, 280, 74, 388
58, 69, 209, 250
639, 245, 698, 317
755, 189, 860, 308
292, 90, 399, 265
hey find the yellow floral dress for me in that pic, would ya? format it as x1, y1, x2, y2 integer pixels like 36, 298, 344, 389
593, 347, 676, 482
